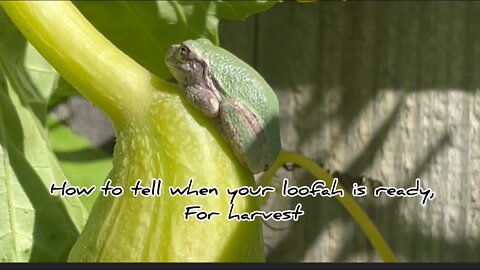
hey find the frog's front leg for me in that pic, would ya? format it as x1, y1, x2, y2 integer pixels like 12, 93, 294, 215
215, 98, 269, 173
185, 85, 220, 118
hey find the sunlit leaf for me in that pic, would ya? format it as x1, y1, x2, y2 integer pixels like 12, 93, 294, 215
0, 9, 87, 262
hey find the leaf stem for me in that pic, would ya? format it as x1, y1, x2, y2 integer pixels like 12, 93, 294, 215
260, 150, 397, 262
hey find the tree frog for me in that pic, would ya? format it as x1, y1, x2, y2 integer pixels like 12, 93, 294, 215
165, 38, 281, 173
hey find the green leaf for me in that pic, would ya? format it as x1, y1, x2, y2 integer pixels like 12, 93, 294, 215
216, 0, 278, 20
73, 0, 277, 80
0, 9, 87, 262
47, 116, 112, 212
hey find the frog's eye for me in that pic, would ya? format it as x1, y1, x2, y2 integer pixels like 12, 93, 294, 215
180, 45, 189, 57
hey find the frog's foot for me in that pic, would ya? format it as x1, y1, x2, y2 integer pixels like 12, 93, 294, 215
216, 98, 270, 174
185, 85, 220, 118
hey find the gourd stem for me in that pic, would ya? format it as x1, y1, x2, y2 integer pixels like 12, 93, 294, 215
0, 1, 156, 126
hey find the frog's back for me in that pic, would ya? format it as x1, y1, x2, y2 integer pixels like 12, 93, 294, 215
186, 39, 277, 119
185, 39, 281, 167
